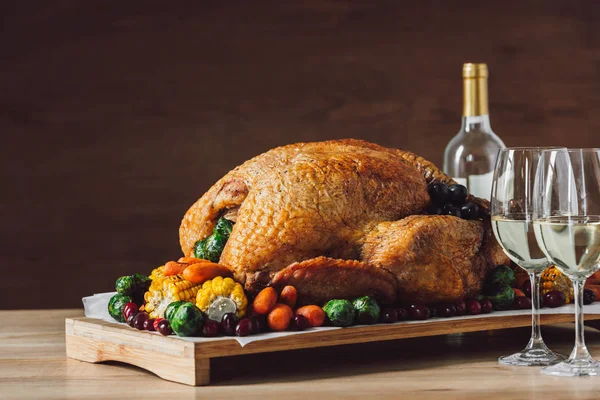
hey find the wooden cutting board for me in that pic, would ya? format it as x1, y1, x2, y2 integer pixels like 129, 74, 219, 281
65, 312, 600, 386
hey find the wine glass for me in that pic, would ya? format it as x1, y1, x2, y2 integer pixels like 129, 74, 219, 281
491, 147, 566, 366
533, 148, 600, 377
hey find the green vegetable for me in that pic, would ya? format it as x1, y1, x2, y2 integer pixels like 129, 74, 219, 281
481, 284, 515, 310
170, 302, 204, 337
323, 299, 355, 327
485, 265, 516, 293
108, 293, 132, 323
352, 296, 380, 325
164, 301, 186, 321
214, 217, 234, 238
193, 217, 235, 262
115, 273, 151, 305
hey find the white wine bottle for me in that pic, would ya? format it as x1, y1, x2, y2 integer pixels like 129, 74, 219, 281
443, 63, 505, 200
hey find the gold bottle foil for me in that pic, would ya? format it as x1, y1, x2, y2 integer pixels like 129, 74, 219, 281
462, 63, 489, 117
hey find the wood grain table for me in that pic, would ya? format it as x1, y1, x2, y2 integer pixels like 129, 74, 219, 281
2, 310, 600, 399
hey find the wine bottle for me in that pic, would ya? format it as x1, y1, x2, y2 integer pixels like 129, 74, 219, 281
443, 63, 505, 200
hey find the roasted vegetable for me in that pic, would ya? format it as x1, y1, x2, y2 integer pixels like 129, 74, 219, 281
540, 266, 573, 303
144, 266, 203, 319
115, 273, 151, 305
352, 296, 380, 325
485, 265, 516, 291
182, 262, 233, 284
480, 284, 515, 310
108, 293, 133, 323
196, 276, 248, 320
170, 302, 204, 337
323, 299, 355, 327
193, 217, 235, 262
164, 300, 186, 321
214, 217, 235, 237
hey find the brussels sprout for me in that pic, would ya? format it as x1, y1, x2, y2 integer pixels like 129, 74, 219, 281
484, 266, 516, 294
108, 293, 132, 323
193, 237, 208, 260
195, 233, 227, 262
214, 217, 235, 238
170, 302, 204, 337
164, 300, 186, 321
481, 284, 515, 310
352, 296, 380, 325
323, 299, 355, 327
115, 273, 151, 305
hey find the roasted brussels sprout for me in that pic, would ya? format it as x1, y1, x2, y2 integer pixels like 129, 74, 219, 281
108, 293, 133, 323
323, 299, 355, 327
170, 302, 204, 337
115, 273, 151, 305
352, 296, 380, 325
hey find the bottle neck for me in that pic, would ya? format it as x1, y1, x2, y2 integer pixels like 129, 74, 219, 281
460, 114, 492, 133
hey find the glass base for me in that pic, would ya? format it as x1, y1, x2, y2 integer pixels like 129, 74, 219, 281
498, 347, 566, 367
541, 358, 600, 377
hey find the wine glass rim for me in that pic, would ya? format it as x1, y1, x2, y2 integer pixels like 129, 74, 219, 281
536, 147, 600, 153
501, 146, 566, 151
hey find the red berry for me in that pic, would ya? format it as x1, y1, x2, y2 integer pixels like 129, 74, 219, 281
466, 300, 481, 315
543, 291, 566, 308
290, 315, 310, 331
480, 299, 493, 314
202, 319, 221, 337
380, 308, 399, 323
122, 302, 138, 320
455, 301, 466, 316
133, 312, 149, 330
396, 307, 408, 320
157, 319, 172, 336
236, 318, 254, 336
126, 313, 137, 327
514, 296, 532, 310
522, 280, 532, 298
144, 318, 156, 331
408, 304, 430, 320
153, 318, 164, 331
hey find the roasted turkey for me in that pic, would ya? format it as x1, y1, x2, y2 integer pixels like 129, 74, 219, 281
180, 139, 509, 305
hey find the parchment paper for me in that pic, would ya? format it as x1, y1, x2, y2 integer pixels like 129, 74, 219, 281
83, 292, 600, 347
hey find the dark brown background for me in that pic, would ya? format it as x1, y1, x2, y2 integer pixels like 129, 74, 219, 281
2, 0, 599, 309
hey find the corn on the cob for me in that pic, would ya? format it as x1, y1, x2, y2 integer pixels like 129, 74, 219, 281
196, 276, 247, 319
144, 266, 202, 318
540, 265, 573, 303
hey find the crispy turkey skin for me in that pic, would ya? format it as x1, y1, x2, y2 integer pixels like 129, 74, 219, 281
180, 139, 509, 304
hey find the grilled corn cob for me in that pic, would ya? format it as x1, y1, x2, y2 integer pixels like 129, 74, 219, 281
540, 265, 573, 303
196, 276, 247, 319
144, 266, 202, 318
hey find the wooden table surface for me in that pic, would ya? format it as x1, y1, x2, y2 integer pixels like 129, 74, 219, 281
2, 310, 600, 399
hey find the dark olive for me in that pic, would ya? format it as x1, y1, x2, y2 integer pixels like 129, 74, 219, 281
479, 299, 493, 314
427, 204, 443, 215
428, 182, 449, 205
448, 184, 468, 206
460, 202, 479, 220
380, 308, 399, 323
446, 207, 462, 218
455, 301, 466, 316
514, 296, 532, 309
543, 291, 566, 308
584, 289, 597, 305
466, 299, 481, 315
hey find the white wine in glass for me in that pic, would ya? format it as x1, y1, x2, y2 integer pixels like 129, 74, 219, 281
491, 147, 566, 366
534, 148, 600, 377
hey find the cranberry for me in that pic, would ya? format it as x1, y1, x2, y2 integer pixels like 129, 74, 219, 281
202, 319, 221, 337
133, 312, 149, 330
221, 313, 237, 336
157, 319, 172, 336
522, 280, 532, 298
408, 304, 431, 320
122, 302, 139, 320
514, 296, 532, 310
436, 303, 457, 318
153, 318, 164, 331
479, 299, 493, 314
455, 301, 466, 316
396, 307, 408, 320
144, 318, 156, 331
584, 289, 596, 305
543, 291, 566, 308
380, 308, 399, 323
126, 313, 137, 327
466, 300, 481, 315
235, 318, 254, 337
290, 315, 310, 331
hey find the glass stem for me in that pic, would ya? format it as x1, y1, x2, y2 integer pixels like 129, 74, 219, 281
527, 271, 545, 348
570, 278, 591, 361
